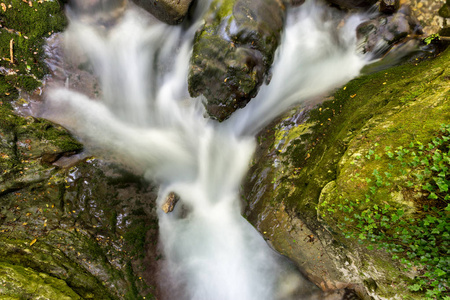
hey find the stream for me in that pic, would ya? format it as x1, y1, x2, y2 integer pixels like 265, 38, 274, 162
41, 0, 370, 299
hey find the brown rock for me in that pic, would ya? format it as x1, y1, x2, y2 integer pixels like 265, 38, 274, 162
380, 0, 400, 13
161, 192, 180, 213
131, 0, 194, 24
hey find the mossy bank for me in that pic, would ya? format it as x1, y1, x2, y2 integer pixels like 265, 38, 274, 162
243, 48, 450, 299
1, 2, 162, 299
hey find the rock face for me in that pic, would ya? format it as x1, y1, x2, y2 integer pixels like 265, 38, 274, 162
0, 2, 162, 299
356, 4, 423, 57
243, 47, 450, 299
131, 0, 194, 24
188, 0, 286, 121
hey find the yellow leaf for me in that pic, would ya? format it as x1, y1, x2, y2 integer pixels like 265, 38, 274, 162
30, 238, 37, 246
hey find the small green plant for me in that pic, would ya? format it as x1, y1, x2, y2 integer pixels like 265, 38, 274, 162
321, 124, 450, 299
424, 33, 441, 45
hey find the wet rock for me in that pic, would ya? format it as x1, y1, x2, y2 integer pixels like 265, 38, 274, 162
131, 0, 194, 24
161, 191, 180, 213
0, 3, 162, 299
324, 0, 378, 10
188, 0, 285, 121
356, 5, 423, 57
379, 0, 400, 14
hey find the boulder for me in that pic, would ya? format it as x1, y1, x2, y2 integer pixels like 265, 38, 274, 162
131, 0, 194, 24
188, 0, 286, 121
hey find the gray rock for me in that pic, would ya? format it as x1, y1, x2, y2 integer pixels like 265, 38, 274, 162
131, 0, 194, 24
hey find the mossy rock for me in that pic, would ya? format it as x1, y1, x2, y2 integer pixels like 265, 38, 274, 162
0, 0, 67, 91
0, 262, 82, 300
1, 2, 160, 298
188, 0, 285, 121
0, 156, 160, 299
243, 48, 450, 299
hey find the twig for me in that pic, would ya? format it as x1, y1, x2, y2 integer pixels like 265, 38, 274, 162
9, 39, 14, 64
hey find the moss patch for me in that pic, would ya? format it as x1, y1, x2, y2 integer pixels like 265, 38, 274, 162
0, 262, 82, 300
0, 0, 66, 90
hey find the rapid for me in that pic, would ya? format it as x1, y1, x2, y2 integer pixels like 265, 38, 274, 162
41, 0, 369, 299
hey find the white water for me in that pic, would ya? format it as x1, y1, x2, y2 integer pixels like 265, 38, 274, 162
42, 0, 369, 299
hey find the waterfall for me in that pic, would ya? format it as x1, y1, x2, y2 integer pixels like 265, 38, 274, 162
42, 0, 369, 299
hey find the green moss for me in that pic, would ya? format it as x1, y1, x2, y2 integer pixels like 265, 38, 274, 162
14, 118, 84, 154
0, 0, 67, 90
245, 48, 450, 299
268, 48, 450, 220
0, 237, 116, 299
5, 74, 41, 92
210, 0, 234, 25
123, 218, 152, 258
124, 261, 141, 300
0, 262, 81, 299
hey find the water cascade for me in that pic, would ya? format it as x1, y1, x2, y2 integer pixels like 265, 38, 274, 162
42, 0, 370, 299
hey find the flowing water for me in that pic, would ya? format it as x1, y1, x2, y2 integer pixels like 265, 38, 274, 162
42, 0, 370, 299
